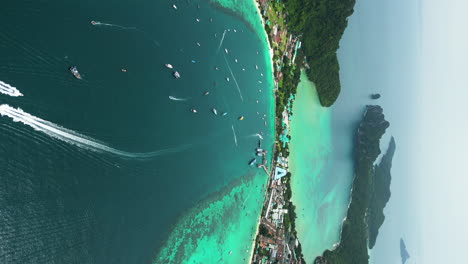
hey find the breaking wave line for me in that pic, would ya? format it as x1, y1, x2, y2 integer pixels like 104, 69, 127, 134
0, 80, 23, 97
0, 104, 191, 159
169, 96, 188, 101
216, 30, 227, 53
231, 125, 238, 147
223, 54, 243, 101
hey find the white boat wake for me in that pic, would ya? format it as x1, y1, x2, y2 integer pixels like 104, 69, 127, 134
251, 133, 264, 140
0, 80, 23, 97
231, 125, 238, 147
91, 21, 160, 47
216, 30, 227, 53
0, 104, 191, 159
223, 54, 243, 101
169, 96, 188, 101
91, 21, 137, 30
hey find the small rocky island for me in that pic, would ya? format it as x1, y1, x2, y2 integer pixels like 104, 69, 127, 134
314, 105, 395, 264
371, 93, 381, 99
400, 238, 410, 264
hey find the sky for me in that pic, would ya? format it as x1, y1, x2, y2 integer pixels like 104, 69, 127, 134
416, 0, 468, 262
337, 0, 468, 263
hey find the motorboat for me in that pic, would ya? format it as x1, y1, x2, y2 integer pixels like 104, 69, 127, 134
173, 71, 181, 78
165, 64, 173, 69
191, 108, 197, 113
69, 66, 82, 79
212, 108, 218, 115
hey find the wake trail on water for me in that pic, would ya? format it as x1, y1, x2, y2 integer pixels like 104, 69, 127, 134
0, 104, 191, 159
0, 80, 23, 97
249, 133, 264, 140
91, 21, 161, 48
231, 125, 238, 147
223, 54, 243, 101
169, 96, 188, 101
91, 21, 137, 30
216, 30, 227, 53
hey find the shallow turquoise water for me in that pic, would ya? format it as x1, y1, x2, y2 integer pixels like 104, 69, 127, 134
0, 0, 273, 263
289, 71, 351, 262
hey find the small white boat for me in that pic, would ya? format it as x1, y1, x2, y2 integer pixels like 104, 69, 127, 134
196, 18, 200, 22
224, 48, 228, 54
255, 65, 258, 70
258, 80, 262, 84
165, 64, 173, 69
212, 108, 218, 115
260, 73, 263, 76
69, 66, 82, 79
226, 77, 230, 82
196, 42, 201, 47
234, 29, 237, 32
234, 59, 238, 63
222, 112, 228, 116
191, 108, 197, 113
173, 71, 181, 78
172, 4, 177, 10
242, 68, 245, 71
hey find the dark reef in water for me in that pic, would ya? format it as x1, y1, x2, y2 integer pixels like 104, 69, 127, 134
314, 105, 395, 264
400, 238, 410, 264
371, 93, 381, 100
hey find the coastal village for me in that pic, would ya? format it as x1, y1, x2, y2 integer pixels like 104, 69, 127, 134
251, 0, 306, 263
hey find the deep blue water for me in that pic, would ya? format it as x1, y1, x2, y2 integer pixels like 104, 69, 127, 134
0, 1, 273, 263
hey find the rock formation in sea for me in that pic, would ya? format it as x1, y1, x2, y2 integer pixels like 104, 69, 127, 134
314, 105, 394, 264
400, 238, 410, 264
367, 136, 396, 249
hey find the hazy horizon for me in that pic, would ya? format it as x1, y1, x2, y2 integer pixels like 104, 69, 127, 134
338, 0, 468, 263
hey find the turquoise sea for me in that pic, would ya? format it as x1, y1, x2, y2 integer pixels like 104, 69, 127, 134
0, 1, 273, 263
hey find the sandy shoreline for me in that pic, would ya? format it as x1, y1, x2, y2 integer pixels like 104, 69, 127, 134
248, 0, 276, 263
254, 0, 275, 77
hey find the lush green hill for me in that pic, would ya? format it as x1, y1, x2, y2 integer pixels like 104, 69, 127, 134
284, 0, 356, 106
368, 137, 396, 249
314, 105, 394, 264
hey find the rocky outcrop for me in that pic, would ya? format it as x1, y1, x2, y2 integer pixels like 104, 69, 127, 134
314, 105, 391, 264
400, 239, 410, 264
